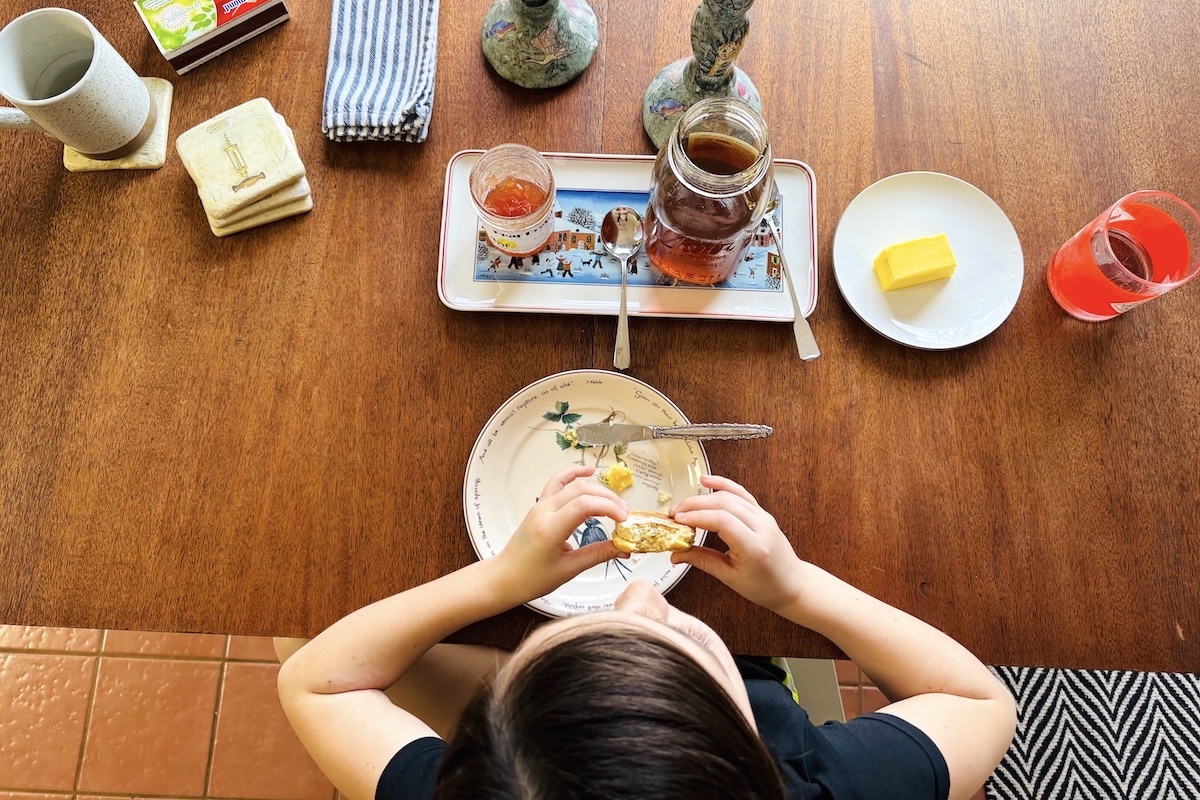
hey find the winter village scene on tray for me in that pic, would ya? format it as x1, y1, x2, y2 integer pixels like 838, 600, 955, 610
473, 188, 785, 292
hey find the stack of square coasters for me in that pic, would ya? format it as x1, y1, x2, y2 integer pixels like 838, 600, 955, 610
176, 97, 312, 237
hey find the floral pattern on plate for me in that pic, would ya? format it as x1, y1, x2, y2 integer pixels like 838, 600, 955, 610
463, 369, 709, 617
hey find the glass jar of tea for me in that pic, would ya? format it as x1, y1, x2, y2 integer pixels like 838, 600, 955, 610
469, 144, 557, 257
644, 97, 774, 285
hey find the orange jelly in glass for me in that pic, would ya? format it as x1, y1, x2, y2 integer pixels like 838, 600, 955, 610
470, 145, 556, 257
483, 176, 548, 218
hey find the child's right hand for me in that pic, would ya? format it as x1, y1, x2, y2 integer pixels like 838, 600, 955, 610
670, 475, 806, 614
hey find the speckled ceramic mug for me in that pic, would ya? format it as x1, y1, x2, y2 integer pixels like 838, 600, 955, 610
0, 8, 155, 159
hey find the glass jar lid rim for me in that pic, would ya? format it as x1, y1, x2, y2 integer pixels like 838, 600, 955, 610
666, 97, 772, 196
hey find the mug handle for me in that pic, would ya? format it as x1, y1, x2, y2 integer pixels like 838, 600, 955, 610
0, 107, 42, 131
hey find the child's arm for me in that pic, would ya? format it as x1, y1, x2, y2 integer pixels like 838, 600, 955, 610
277, 466, 627, 800
672, 475, 1016, 800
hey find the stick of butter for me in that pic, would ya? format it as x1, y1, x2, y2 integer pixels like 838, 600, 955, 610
873, 233, 956, 290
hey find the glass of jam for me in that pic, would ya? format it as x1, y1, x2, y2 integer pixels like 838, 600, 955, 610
644, 97, 774, 285
469, 144, 557, 257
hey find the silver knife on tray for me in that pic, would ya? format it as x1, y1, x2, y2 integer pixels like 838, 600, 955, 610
575, 422, 773, 446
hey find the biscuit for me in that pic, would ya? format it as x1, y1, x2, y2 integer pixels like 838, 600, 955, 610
612, 511, 695, 554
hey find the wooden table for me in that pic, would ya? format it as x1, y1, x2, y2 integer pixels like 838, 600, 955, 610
2, 0, 1197, 672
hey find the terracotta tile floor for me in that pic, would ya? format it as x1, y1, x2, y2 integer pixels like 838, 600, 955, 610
1, 627, 985, 800
0, 626, 333, 800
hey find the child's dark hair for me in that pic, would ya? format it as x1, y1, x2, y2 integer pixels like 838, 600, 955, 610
436, 624, 786, 799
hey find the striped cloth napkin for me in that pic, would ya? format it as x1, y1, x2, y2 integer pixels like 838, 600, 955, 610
322, 0, 440, 142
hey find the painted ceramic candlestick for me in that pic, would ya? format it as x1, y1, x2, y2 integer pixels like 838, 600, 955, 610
481, 0, 599, 89
642, 0, 762, 148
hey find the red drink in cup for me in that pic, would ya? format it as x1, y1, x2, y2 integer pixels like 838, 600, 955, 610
1046, 191, 1200, 321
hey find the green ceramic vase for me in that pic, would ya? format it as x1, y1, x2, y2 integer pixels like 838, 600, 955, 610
643, 0, 761, 148
481, 0, 599, 89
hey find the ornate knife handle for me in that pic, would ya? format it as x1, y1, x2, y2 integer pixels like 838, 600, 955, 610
651, 423, 773, 441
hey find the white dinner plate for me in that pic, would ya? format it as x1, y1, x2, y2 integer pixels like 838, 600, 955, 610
463, 370, 710, 617
832, 172, 1024, 349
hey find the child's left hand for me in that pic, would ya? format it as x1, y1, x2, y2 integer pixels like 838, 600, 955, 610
489, 466, 629, 605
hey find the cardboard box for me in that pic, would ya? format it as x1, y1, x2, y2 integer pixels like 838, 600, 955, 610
133, 0, 289, 75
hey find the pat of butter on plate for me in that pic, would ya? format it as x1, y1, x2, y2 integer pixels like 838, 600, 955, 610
873, 233, 956, 291
598, 463, 635, 493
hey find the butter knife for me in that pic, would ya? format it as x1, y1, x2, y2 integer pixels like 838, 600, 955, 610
575, 422, 773, 446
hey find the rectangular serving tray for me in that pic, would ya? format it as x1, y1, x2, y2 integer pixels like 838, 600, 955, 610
437, 150, 817, 321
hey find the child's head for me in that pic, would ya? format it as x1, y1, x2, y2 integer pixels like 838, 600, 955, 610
436, 583, 785, 799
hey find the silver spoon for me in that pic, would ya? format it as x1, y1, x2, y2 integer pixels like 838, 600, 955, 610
600, 206, 644, 370
762, 191, 820, 361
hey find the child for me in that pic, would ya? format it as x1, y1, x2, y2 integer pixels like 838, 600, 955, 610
278, 467, 1015, 800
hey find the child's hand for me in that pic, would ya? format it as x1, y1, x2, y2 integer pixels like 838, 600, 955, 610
670, 475, 805, 614
490, 466, 628, 605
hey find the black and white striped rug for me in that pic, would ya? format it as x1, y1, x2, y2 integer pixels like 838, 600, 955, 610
986, 667, 1200, 799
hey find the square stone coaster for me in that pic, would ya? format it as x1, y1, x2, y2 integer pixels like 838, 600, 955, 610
63, 77, 174, 172
208, 193, 313, 237
211, 176, 310, 228
177, 97, 306, 220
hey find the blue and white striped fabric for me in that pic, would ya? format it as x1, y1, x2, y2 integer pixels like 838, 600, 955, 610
322, 0, 440, 143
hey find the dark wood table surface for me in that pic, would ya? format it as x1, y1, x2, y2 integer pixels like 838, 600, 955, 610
2, 0, 1197, 672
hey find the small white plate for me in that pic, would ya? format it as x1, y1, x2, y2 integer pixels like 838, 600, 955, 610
463, 370, 710, 617
832, 172, 1024, 349
438, 150, 818, 321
